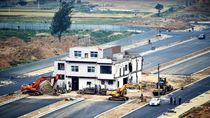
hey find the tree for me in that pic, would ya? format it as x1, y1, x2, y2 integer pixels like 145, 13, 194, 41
50, 1, 74, 42
18, 0, 27, 6
155, 3, 164, 17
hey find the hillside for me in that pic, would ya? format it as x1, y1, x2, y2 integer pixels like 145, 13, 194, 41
0, 36, 79, 69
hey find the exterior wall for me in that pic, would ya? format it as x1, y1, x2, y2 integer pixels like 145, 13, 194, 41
69, 47, 103, 59
53, 46, 143, 91
65, 63, 97, 77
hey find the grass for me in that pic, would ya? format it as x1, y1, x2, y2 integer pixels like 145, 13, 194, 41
0, 29, 40, 41
0, 29, 139, 44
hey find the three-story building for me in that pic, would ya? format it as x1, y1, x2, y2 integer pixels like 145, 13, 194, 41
53, 46, 143, 91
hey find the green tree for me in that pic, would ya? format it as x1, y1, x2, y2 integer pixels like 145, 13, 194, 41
50, 1, 74, 42
155, 3, 164, 17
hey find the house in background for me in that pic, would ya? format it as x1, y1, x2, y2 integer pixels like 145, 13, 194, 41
53, 45, 143, 91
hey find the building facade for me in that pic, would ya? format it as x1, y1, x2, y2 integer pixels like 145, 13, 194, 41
53, 46, 143, 91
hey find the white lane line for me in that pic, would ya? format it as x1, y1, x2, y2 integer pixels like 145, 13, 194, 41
151, 50, 210, 74
140, 37, 196, 56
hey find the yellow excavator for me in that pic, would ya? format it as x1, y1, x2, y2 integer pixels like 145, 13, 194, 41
106, 84, 142, 101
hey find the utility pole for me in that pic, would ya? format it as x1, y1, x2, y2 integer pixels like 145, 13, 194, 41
139, 56, 144, 101
158, 64, 160, 97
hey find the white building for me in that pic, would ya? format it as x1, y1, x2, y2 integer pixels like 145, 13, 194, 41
53, 46, 143, 91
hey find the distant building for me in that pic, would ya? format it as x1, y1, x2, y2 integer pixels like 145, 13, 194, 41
53, 46, 143, 91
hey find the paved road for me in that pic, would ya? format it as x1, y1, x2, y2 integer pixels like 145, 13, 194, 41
0, 98, 60, 118
143, 32, 210, 71
128, 31, 199, 53
123, 76, 210, 118
0, 72, 52, 95
0, 53, 67, 79
42, 100, 123, 118
161, 52, 210, 75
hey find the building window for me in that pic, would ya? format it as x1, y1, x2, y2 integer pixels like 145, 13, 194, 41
87, 81, 91, 87
71, 66, 79, 72
58, 63, 65, 70
129, 62, 133, 72
88, 66, 95, 72
100, 66, 112, 74
101, 80, 105, 85
85, 53, 88, 58
74, 51, 81, 57
91, 51, 98, 58
108, 80, 113, 85
58, 74, 65, 80
119, 68, 121, 76
125, 65, 128, 71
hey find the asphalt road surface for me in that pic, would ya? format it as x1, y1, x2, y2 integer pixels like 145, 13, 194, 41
0, 98, 60, 118
128, 31, 200, 53
0, 72, 52, 95
0, 53, 67, 79
143, 33, 210, 71
161, 52, 210, 75
42, 100, 124, 118
123, 76, 210, 118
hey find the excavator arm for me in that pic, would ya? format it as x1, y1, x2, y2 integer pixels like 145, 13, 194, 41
106, 84, 140, 101
21, 76, 57, 96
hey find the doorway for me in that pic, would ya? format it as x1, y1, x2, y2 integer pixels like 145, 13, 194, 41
72, 77, 79, 91
123, 77, 128, 85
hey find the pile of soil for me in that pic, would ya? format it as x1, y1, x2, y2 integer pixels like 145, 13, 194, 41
126, 17, 191, 30
0, 36, 79, 69
182, 102, 210, 118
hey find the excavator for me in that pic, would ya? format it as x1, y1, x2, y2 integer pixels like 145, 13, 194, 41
152, 77, 173, 96
21, 75, 59, 96
106, 84, 141, 101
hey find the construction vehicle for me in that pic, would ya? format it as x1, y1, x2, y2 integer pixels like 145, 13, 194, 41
106, 84, 140, 101
152, 77, 173, 96
21, 75, 59, 96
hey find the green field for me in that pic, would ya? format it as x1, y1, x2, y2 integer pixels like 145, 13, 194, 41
0, 29, 139, 44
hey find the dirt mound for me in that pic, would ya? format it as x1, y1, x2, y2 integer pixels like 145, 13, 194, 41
126, 18, 191, 30
0, 36, 79, 69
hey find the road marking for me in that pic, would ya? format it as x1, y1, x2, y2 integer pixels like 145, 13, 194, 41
159, 90, 210, 118
192, 66, 210, 75
120, 74, 210, 118
19, 98, 84, 118
151, 50, 210, 74
140, 37, 196, 56
94, 99, 135, 118
122, 34, 171, 51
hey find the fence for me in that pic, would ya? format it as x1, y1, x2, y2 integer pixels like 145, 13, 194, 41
0, 23, 149, 32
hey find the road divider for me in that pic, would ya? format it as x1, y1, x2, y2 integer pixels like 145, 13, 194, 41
122, 34, 171, 52
0, 91, 28, 107
19, 98, 84, 118
159, 90, 210, 118
141, 37, 196, 56
145, 47, 210, 74
22, 66, 54, 77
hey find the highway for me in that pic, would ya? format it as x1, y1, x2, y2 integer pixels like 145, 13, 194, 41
42, 100, 123, 118
0, 98, 60, 118
143, 33, 210, 71
161, 52, 210, 75
0, 53, 67, 78
0, 72, 52, 95
128, 31, 200, 53
123, 76, 210, 118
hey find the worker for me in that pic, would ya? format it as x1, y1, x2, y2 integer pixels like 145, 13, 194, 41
173, 97, 176, 105
170, 96, 173, 104
178, 96, 182, 105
